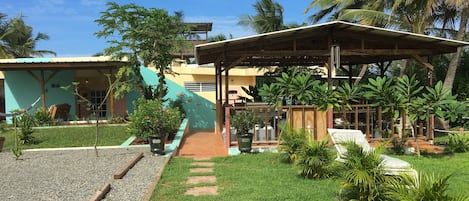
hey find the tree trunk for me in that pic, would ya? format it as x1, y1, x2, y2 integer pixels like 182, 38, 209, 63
94, 115, 99, 157
443, 7, 469, 90
399, 59, 409, 77
353, 64, 368, 86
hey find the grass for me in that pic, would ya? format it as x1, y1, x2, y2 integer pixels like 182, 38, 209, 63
0, 124, 132, 150
151, 153, 340, 201
152, 151, 469, 201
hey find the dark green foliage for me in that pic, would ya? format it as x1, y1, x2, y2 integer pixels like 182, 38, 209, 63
386, 173, 468, 201
446, 134, 469, 153
239, 85, 263, 102
128, 98, 182, 141
230, 110, 258, 135
277, 123, 307, 163
17, 113, 36, 144
390, 135, 408, 155
339, 142, 392, 201
295, 138, 336, 179
168, 95, 186, 120
34, 108, 54, 126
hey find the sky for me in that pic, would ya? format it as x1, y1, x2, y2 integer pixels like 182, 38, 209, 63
0, 0, 316, 57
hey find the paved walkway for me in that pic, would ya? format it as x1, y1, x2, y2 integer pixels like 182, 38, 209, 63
177, 131, 228, 159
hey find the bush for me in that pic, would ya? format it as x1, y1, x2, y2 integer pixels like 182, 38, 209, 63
446, 134, 469, 153
277, 123, 307, 163
128, 98, 181, 141
15, 113, 36, 144
390, 135, 408, 155
168, 95, 186, 120
295, 138, 336, 179
34, 108, 54, 126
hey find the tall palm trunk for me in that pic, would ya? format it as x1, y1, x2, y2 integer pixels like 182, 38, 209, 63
443, 8, 469, 90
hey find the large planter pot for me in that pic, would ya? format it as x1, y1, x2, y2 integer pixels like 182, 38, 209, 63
0, 137, 4, 152
237, 133, 253, 153
149, 133, 167, 155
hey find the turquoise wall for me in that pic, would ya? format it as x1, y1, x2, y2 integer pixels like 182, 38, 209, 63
4, 70, 76, 123
138, 67, 215, 129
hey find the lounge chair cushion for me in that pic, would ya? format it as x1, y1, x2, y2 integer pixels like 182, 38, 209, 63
380, 154, 412, 169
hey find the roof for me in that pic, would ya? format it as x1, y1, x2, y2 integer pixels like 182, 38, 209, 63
184, 22, 213, 32
195, 21, 469, 67
0, 56, 128, 70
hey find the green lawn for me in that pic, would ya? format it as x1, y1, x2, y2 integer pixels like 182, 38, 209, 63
152, 152, 469, 201
0, 124, 132, 150
152, 153, 340, 201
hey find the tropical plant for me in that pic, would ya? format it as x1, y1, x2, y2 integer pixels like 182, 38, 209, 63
338, 142, 393, 201
238, 0, 285, 34
16, 112, 36, 144
230, 109, 259, 135
446, 134, 469, 153
1, 15, 56, 58
239, 85, 263, 102
295, 138, 336, 179
277, 123, 307, 163
34, 108, 54, 126
336, 82, 362, 128
168, 94, 186, 120
95, 2, 190, 99
386, 172, 468, 201
128, 98, 182, 141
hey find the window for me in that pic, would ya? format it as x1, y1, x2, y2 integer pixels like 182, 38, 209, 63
184, 82, 216, 92
90, 90, 107, 117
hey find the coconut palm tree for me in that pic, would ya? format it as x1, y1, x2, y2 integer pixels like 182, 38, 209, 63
238, 0, 285, 33
304, 0, 368, 24
1, 16, 55, 58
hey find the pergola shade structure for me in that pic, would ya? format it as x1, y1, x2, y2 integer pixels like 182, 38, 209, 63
195, 21, 469, 134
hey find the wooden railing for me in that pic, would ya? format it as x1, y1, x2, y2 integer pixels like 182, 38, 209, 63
223, 104, 429, 148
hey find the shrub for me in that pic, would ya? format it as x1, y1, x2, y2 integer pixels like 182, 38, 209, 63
446, 134, 469, 153
295, 138, 336, 179
386, 173, 468, 201
390, 135, 408, 155
15, 113, 36, 144
338, 142, 392, 201
277, 123, 307, 163
128, 98, 181, 141
168, 95, 186, 120
34, 108, 54, 126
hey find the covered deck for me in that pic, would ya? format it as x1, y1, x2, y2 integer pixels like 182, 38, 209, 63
195, 21, 469, 147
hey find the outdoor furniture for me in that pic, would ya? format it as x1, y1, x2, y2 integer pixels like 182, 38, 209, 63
328, 128, 418, 177
49, 103, 71, 121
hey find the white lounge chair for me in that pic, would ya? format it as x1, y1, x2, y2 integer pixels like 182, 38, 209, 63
328, 128, 417, 177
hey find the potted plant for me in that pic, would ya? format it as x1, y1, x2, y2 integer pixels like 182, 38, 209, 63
230, 109, 259, 153
128, 98, 182, 155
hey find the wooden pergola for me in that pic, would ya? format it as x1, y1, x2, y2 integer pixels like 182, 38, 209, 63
195, 21, 469, 135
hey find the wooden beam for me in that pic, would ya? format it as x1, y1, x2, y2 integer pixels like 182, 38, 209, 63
412, 55, 434, 71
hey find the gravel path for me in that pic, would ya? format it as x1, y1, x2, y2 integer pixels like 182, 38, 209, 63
0, 146, 167, 201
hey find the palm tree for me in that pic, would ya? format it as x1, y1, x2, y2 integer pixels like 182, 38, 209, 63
304, 0, 368, 24
1, 15, 55, 58
238, 0, 285, 33
442, 2, 469, 91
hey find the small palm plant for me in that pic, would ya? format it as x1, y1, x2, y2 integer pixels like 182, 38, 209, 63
386, 172, 469, 201
277, 123, 307, 163
338, 142, 394, 201
294, 137, 336, 179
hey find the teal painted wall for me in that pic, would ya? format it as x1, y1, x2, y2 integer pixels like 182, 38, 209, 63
4, 70, 76, 123
138, 67, 215, 129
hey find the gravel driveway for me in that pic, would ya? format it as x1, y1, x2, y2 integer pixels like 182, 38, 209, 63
0, 146, 167, 201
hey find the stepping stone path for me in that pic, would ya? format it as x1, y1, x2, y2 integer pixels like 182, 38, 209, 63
184, 159, 218, 196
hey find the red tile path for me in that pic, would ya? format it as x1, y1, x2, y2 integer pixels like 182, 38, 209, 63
177, 131, 229, 159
